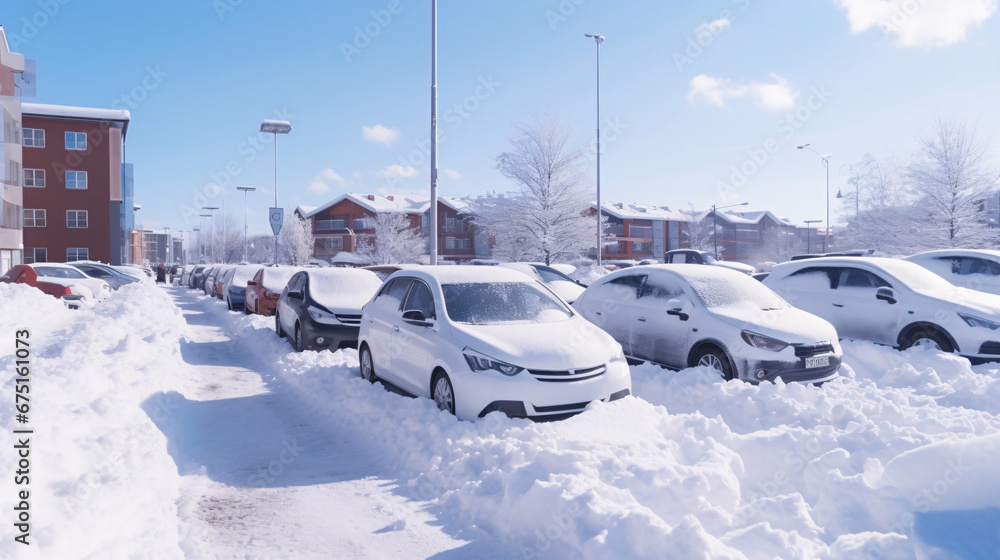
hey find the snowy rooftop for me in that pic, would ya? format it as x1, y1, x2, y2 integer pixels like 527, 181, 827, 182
305, 193, 470, 218
594, 201, 689, 221
22, 102, 131, 138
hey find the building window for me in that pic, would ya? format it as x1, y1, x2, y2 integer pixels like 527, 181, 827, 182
23, 169, 45, 188
66, 170, 88, 189
632, 241, 652, 253
353, 217, 374, 230
67, 248, 89, 261
65, 131, 87, 150
630, 225, 653, 238
24, 248, 47, 264
23, 128, 44, 147
67, 210, 88, 228
445, 237, 471, 250
23, 209, 46, 227
321, 237, 342, 250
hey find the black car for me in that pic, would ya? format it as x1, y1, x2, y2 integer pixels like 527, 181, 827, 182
69, 262, 140, 290
275, 268, 383, 352
189, 265, 207, 289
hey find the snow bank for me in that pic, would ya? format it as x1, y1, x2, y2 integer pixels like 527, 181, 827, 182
0, 283, 188, 558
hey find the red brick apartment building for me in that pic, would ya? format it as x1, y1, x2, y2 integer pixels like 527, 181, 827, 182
20, 103, 130, 264
594, 202, 691, 262
0, 26, 25, 272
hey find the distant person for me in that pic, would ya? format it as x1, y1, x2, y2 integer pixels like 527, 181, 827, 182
156, 264, 166, 284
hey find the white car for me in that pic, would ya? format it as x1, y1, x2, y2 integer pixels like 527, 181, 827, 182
573, 265, 841, 383
763, 256, 1000, 361
34, 263, 112, 302
903, 249, 1000, 295
498, 262, 587, 303
663, 249, 757, 275
358, 266, 632, 421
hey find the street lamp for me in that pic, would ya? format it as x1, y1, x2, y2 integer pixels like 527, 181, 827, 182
711, 202, 748, 259
804, 219, 822, 253
202, 206, 218, 262
430, 0, 439, 266
797, 144, 831, 252
236, 186, 256, 263
584, 32, 605, 266
164, 226, 171, 264
260, 119, 292, 265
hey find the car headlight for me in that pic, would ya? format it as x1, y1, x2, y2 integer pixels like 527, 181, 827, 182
740, 330, 789, 352
307, 306, 337, 324
609, 346, 627, 365
463, 347, 524, 376
958, 313, 1000, 330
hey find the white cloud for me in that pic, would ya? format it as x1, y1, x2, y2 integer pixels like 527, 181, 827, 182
362, 124, 401, 147
307, 167, 346, 194
687, 73, 799, 112
694, 18, 731, 36
442, 168, 462, 180
376, 164, 418, 179
307, 180, 330, 194
834, 0, 997, 48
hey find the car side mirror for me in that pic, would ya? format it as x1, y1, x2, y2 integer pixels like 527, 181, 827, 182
402, 309, 433, 327
287, 290, 303, 299
876, 287, 896, 304
665, 298, 690, 321
246, 281, 257, 286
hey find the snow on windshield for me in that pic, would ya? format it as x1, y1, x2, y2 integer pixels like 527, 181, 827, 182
442, 281, 573, 324
684, 268, 788, 310
307, 269, 383, 311
261, 267, 302, 292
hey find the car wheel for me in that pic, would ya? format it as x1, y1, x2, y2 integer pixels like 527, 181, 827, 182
693, 346, 735, 381
244, 300, 251, 315
294, 323, 305, 352
431, 371, 455, 415
901, 327, 954, 353
359, 345, 378, 383
275, 312, 286, 338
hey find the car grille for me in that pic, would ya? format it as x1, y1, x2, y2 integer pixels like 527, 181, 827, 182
335, 314, 362, 325
793, 343, 835, 357
527, 365, 606, 383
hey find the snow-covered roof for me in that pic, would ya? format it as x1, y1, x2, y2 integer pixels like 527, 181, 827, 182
296, 205, 317, 216
713, 209, 787, 226
594, 201, 689, 222
22, 102, 131, 138
305, 193, 470, 218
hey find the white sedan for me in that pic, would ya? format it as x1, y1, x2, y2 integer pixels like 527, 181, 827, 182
763, 256, 1000, 361
903, 249, 1000, 295
358, 266, 631, 421
498, 262, 587, 303
573, 264, 841, 383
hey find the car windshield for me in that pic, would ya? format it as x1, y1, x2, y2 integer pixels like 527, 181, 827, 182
442, 281, 573, 325
700, 253, 717, 264
532, 265, 576, 284
686, 273, 788, 311
34, 266, 88, 279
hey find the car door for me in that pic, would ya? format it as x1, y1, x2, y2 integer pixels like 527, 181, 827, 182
773, 267, 840, 323
392, 280, 436, 396
578, 273, 647, 356
631, 271, 691, 368
830, 267, 899, 344
279, 273, 306, 334
367, 277, 412, 381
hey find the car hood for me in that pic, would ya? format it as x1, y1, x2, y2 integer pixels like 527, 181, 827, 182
933, 287, 1000, 319
715, 261, 756, 274
710, 305, 837, 345
448, 317, 620, 370
547, 280, 586, 303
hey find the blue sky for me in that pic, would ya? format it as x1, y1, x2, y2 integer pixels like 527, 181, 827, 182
6, 0, 1000, 236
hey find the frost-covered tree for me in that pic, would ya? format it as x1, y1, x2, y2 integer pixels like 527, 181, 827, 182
907, 116, 999, 248
472, 192, 537, 262
836, 153, 924, 254
487, 116, 597, 265
246, 234, 275, 264
354, 212, 425, 265
279, 214, 315, 265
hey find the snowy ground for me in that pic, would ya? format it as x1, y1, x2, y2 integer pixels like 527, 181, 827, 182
2, 282, 999, 559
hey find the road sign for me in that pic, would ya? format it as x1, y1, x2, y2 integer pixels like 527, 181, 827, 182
269, 207, 283, 235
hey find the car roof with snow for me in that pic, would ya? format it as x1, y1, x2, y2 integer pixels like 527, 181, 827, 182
770, 256, 957, 285
388, 265, 536, 285
905, 249, 1000, 260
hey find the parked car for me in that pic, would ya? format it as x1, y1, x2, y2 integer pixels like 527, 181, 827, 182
903, 249, 1000, 295
0, 264, 95, 309
664, 249, 756, 275
69, 261, 140, 290
214, 265, 235, 300
275, 268, 384, 352
114, 264, 152, 282
219, 264, 259, 311
202, 266, 223, 297
188, 265, 208, 289
498, 262, 587, 303
573, 265, 841, 383
363, 264, 424, 281
358, 266, 632, 421
763, 256, 1000, 361
246, 266, 301, 316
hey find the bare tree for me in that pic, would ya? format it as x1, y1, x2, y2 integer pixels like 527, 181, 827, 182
354, 212, 425, 265
488, 116, 597, 265
836, 153, 924, 253
908, 115, 999, 247
471, 192, 537, 262
279, 214, 315, 265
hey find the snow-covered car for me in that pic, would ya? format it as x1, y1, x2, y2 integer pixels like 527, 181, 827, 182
573, 265, 841, 383
31, 263, 112, 302
498, 262, 587, 303
903, 249, 1000, 295
357, 266, 632, 421
246, 266, 301, 316
214, 265, 235, 300
69, 261, 140, 290
0, 264, 96, 309
664, 249, 757, 275
763, 256, 1000, 361
219, 264, 260, 311
275, 268, 384, 352
362, 264, 424, 282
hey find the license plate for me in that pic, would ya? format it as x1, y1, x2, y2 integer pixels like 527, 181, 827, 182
805, 356, 829, 368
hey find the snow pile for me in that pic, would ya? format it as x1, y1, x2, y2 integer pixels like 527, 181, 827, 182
0, 283, 188, 559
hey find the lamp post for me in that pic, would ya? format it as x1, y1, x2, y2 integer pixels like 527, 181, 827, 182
804, 219, 822, 253
202, 206, 218, 262
430, 0, 439, 266
260, 119, 292, 265
236, 186, 256, 262
797, 144, 831, 252
164, 226, 171, 264
584, 32, 604, 266
711, 202, 748, 259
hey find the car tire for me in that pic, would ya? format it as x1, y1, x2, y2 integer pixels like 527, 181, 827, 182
431, 370, 456, 415
244, 300, 251, 315
276, 312, 286, 338
692, 346, 735, 381
294, 323, 305, 352
900, 327, 954, 353
359, 344, 378, 383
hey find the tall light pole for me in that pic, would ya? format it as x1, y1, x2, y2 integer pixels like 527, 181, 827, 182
164, 226, 171, 264
202, 206, 218, 262
585, 33, 604, 266
430, 0, 439, 266
804, 219, 822, 253
797, 144, 831, 252
261, 119, 292, 265
236, 186, 256, 263
711, 202, 748, 259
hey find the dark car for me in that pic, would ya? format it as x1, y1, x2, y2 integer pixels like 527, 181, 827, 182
189, 265, 207, 289
219, 264, 259, 311
69, 261, 140, 290
275, 268, 383, 352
